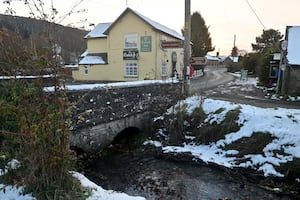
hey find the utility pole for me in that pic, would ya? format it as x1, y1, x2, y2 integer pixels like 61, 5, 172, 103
233, 34, 236, 47
183, 0, 191, 95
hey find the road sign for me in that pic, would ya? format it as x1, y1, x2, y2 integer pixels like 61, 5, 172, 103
160, 41, 183, 49
191, 57, 207, 65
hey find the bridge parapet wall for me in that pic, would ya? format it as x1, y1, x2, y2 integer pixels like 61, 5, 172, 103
68, 82, 182, 133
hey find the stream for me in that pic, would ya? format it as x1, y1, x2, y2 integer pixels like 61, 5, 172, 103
78, 138, 293, 200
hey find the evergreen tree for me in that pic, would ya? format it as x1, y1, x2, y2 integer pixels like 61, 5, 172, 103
251, 29, 283, 53
190, 12, 214, 56
242, 52, 260, 74
252, 29, 283, 86
231, 46, 238, 57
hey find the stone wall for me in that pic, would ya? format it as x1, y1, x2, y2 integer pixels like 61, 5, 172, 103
67, 82, 182, 153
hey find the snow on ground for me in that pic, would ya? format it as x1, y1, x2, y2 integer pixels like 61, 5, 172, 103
0, 184, 35, 200
72, 172, 145, 200
44, 79, 178, 92
1, 76, 299, 198
0, 170, 146, 200
161, 97, 300, 177
150, 76, 300, 178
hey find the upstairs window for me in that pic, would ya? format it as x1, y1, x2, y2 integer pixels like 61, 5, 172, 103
124, 33, 138, 49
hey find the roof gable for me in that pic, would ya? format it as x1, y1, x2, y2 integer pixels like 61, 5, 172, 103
84, 23, 112, 39
104, 8, 183, 40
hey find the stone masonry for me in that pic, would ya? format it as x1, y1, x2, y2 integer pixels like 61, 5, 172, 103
68, 82, 182, 153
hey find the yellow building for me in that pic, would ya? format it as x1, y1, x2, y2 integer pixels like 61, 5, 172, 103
72, 8, 184, 82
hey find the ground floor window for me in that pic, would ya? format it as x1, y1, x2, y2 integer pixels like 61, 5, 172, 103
125, 62, 138, 77
84, 65, 88, 75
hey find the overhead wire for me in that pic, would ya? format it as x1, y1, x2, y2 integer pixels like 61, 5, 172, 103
244, 0, 266, 30
57, 0, 86, 23
136, 0, 144, 9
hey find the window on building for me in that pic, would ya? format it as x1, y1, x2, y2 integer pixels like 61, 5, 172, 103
124, 33, 138, 49
84, 65, 88, 75
125, 62, 138, 77
162, 62, 167, 77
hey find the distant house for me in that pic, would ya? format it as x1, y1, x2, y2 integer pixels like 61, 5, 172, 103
205, 55, 220, 66
279, 26, 300, 94
220, 56, 239, 68
72, 8, 184, 82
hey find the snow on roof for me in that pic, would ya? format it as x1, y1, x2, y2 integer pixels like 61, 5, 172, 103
225, 56, 239, 63
63, 64, 79, 68
79, 55, 106, 65
84, 23, 112, 39
232, 56, 239, 63
129, 8, 184, 41
80, 49, 88, 57
205, 54, 220, 61
84, 8, 183, 41
218, 56, 227, 62
286, 26, 300, 65
102, 8, 183, 41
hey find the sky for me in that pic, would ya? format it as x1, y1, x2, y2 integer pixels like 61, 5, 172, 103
1, 0, 300, 55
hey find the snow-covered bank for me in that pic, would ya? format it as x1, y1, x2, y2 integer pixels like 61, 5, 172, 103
72, 172, 145, 200
150, 96, 300, 178
0, 171, 146, 199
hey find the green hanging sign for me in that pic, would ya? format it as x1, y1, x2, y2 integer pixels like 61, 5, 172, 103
141, 36, 152, 52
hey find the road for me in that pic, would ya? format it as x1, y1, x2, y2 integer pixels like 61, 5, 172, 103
189, 66, 300, 109
189, 66, 234, 93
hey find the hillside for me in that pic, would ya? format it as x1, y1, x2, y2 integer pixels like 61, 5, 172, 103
0, 14, 87, 64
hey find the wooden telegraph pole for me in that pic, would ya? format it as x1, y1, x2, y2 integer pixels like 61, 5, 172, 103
183, 0, 191, 95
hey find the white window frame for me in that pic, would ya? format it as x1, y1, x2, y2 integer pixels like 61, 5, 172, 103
162, 62, 167, 77
124, 33, 138, 49
124, 61, 138, 78
84, 65, 88, 75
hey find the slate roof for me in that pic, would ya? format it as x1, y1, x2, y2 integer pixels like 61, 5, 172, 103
84, 8, 183, 41
79, 53, 107, 65
84, 23, 112, 39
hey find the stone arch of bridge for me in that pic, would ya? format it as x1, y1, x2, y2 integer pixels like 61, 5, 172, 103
70, 112, 151, 153
111, 127, 141, 147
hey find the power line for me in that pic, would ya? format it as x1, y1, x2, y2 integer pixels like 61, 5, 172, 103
57, 0, 86, 23
136, 0, 144, 9
244, 0, 266, 30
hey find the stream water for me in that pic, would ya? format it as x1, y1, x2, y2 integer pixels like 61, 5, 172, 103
79, 138, 293, 200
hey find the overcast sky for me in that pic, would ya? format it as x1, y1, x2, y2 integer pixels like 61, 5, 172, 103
1, 0, 299, 55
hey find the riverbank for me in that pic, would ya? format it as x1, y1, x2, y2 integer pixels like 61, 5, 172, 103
79, 142, 296, 200
147, 95, 300, 199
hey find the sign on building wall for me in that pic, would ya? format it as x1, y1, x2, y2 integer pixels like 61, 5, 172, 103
141, 36, 152, 52
123, 50, 139, 60
160, 40, 183, 49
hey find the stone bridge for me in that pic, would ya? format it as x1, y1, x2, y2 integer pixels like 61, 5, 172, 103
67, 81, 182, 153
